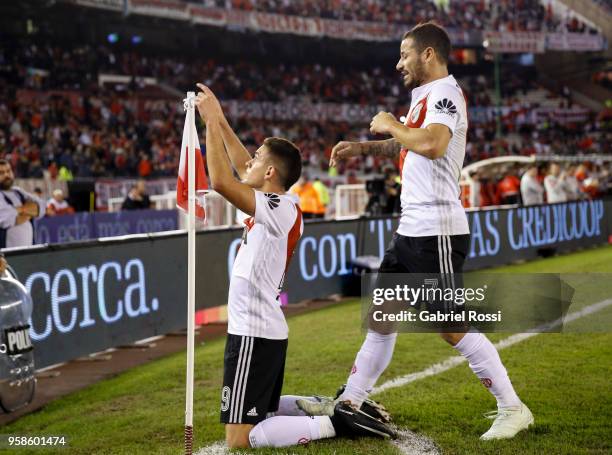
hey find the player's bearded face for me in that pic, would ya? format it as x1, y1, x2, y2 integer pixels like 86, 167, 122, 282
397, 38, 427, 89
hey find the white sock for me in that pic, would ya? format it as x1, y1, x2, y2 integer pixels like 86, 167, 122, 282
340, 331, 397, 407
275, 395, 316, 416
249, 415, 335, 448
454, 331, 521, 408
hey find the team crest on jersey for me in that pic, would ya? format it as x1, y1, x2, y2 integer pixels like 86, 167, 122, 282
410, 103, 423, 123
406, 96, 428, 128
434, 98, 457, 116
264, 193, 280, 210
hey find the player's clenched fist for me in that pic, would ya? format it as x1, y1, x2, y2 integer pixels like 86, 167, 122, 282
195, 83, 224, 123
370, 111, 397, 135
329, 141, 363, 168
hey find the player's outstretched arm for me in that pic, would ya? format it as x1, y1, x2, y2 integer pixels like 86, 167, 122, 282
196, 84, 251, 180
370, 111, 451, 160
329, 139, 400, 167
196, 84, 255, 216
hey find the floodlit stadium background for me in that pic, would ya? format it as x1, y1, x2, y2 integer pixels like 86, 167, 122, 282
0, 0, 611, 454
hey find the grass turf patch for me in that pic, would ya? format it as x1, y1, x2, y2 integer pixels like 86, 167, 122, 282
4, 245, 612, 454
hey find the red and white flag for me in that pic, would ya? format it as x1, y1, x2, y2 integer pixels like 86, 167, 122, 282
176, 110, 208, 219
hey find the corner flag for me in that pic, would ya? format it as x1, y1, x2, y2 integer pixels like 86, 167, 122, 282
177, 107, 208, 219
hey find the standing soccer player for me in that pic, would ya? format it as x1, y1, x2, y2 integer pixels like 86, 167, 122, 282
299, 22, 533, 440
195, 85, 395, 449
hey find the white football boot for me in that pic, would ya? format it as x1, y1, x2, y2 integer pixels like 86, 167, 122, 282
480, 402, 534, 440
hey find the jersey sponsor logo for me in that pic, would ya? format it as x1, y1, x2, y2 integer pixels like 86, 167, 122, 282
264, 193, 281, 210
247, 407, 259, 417
480, 377, 493, 388
434, 98, 457, 117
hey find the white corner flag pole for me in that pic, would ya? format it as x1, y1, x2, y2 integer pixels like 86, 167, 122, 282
184, 91, 196, 455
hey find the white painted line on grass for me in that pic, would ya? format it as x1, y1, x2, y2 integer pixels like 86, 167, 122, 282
392, 428, 440, 455
373, 298, 612, 395
196, 299, 612, 455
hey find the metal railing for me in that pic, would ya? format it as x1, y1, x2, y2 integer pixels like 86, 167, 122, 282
109, 191, 238, 229
334, 184, 368, 219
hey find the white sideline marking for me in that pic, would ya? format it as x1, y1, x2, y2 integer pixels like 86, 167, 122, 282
195, 442, 228, 455
373, 298, 612, 395
197, 299, 612, 455
392, 428, 440, 455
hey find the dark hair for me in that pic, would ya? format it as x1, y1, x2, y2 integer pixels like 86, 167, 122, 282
403, 21, 451, 65
263, 137, 302, 190
0, 159, 10, 167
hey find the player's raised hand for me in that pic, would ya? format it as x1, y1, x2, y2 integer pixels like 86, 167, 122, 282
329, 141, 363, 168
370, 111, 397, 135
195, 83, 224, 123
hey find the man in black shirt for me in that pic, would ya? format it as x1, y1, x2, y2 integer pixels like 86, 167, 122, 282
121, 180, 152, 210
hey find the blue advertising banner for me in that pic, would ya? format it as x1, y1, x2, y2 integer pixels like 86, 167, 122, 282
3, 199, 611, 368
34, 210, 178, 244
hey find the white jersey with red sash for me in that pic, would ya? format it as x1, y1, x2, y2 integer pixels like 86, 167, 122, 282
398, 75, 470, 237
228, 191, 303, 340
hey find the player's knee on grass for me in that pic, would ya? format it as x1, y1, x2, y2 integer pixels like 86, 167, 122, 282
225, 423, 253, 449
439, 331, 465, 346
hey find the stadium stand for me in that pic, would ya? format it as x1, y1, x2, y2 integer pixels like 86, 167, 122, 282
182, 0, 598, 32
0, 0, 608, 215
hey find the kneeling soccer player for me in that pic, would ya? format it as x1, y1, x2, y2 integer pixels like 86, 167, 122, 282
195, 84, 396, 449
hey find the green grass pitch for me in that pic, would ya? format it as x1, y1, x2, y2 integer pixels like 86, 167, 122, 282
4, 245, 612, 454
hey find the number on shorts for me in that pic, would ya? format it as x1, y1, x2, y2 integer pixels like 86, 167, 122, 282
221, 386, 231, 412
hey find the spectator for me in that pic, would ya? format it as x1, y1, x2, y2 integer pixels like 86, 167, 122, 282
383, 167, 401, 214
544, 163, 567, 203
312, 177, 330, 216
291, 175, 325, 219
0, 160, 45, 248
520, 165, 544, 206
478, 169, 499, 207
563, 165, 582, 201
138, 152, 153, 178
46, 189, 75, 216
121, 180, 152, 210
469, 170, 481, 208
496, 166, 521, 205
33, 187, 44, 199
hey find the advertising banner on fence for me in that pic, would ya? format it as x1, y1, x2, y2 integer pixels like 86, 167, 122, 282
34, 209, 178, 244
128, 0, 189, 20
222, 100, 387, 123
74, 0, 124, 11
224, 101, 589, 124
128, 1, 479, 45
483, 31, 547, 53
4, 199, 611, 368
547, 32, 606, 51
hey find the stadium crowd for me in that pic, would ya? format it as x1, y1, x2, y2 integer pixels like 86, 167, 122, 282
0, 0, 608, 218
2, 83, 608, 184
3, 32, 609, 183
468, 161, 610, 208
